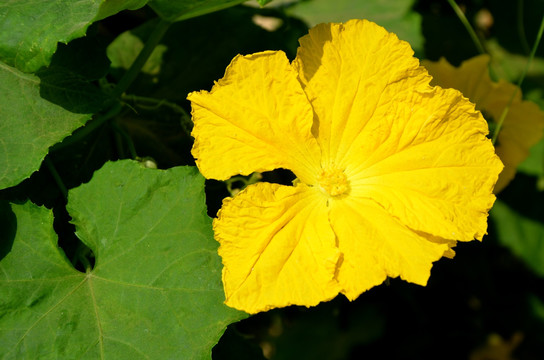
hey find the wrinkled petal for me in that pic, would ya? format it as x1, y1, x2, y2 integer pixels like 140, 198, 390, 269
215, 182, 341, 314
292, 19, 431, 167
188, 50, 321, 183
329, 197, 451, 300
423, 55, 544, 193
345, 87, 502, 241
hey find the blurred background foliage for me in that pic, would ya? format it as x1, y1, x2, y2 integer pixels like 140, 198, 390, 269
2, 0, 544, 359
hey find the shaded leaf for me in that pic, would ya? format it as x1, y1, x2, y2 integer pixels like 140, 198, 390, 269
286, 0, 423, 53
49, 27, 112, 81
272, 302, 385, 360
107, 29, 168, 76
96, 0, 150, 22
149, 0, 247, 22
0, 61, 91, 189
532, 294, 544, 322
36, 66, 110, 114
107, 7, 308, 101
491, 199, 544, 277
0, 160, 246, 359
486, 39, 544, 83
518, 137, 544, 177
0, 0, 147, 73
104, 7, 308, 170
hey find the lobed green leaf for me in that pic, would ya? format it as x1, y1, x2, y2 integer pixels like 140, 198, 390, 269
0, 61, 92, 189
0, 160, 246, 359
0, 0, 148, 73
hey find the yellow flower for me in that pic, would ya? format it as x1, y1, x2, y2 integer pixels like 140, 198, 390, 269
188, 20, 503, 314
422, 55, 544, 193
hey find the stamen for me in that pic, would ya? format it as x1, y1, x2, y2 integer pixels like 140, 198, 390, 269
317, 168, 350, 197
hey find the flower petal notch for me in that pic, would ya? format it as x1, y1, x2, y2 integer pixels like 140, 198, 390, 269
189, 19, 504, 314
422, 55, 544, 193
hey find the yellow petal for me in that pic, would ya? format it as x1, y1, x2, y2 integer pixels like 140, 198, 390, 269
330, 197, 450, 300
346, 87, 503, 242
188, 50, 321, 183
292, 19, 431, 167
215, 182, 341, 314
423, 55, 544, 193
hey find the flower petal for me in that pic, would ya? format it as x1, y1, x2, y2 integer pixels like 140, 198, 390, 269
423, 55, 544, 193
330, 197, 450, 300
292, 19, 431, 167
346, 87, 502, 241
215, 182, 341, 314
188, 50, 321, 182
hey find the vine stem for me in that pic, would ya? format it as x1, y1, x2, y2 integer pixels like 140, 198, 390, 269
111, 19, 172, 98
54, 20, 171, 151
518, 0, 531, 54
447, 0, 486, 54
492, 15, 544, 144
122, 94, 193, 134
45, 157, 68, 200
51, 102, 123, 152
111, 120, 138, 159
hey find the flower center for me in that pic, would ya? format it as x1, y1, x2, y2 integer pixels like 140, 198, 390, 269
317, 168, 349, 197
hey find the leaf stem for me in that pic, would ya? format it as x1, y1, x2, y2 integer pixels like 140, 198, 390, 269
45, 157, 68, 201
447, 0, 486, 54
492, 15, 544, 144
111, 120, 138, 159
122, 94, 193, 134
51, 102, 123, 152
111, 19, 172, 98
518, 0, 531, 54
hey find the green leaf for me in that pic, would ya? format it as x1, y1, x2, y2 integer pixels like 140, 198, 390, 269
149, 0, 247, 22
36, 67, 110, 114
518, 137, 544, 177
49, 27, 112, 82
491, 199, 544, 277
0, 160, 246, 359
531, 294, 544, 322
0, 61, 92, 190
0, 0, 148, 73
107, 29, 169, 76
96, 0, 150, 22
286, 0, 423, 54
256, 0, 274, 5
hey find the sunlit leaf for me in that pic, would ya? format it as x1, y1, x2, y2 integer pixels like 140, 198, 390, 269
0, 160, 246, 359
0, 0, 148, 73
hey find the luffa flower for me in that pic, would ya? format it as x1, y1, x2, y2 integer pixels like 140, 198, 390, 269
422, 55, 544, 193
188, 19, 503, 314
